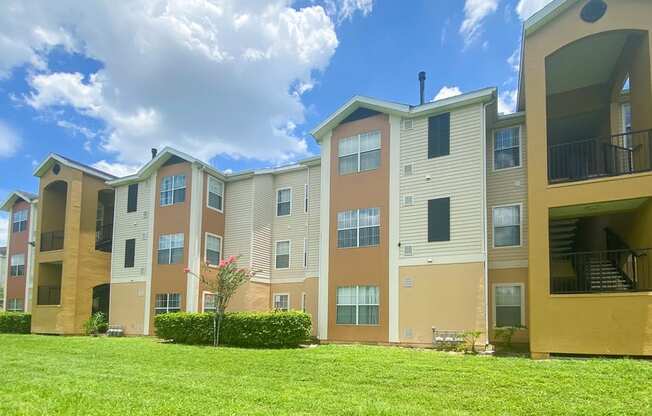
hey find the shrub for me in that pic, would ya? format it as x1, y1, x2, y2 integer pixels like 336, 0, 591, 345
155, 311, 312, 348
83, 312, 108, 336
494, 326, 526, 350
0, 313, 31, 334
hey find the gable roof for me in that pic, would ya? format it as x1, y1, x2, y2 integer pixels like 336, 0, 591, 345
107, 147, 227, 186
33, 153, 116, 181
311, 87, 496, 141
0, 190, 38, 212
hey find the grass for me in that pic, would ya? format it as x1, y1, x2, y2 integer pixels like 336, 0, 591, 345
0, 335, 650, 415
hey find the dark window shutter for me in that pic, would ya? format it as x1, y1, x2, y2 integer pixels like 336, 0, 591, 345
127, 184, 138, 213
125, 239, 136, 268
428, 113, 450, 159
428, 198, 450, 242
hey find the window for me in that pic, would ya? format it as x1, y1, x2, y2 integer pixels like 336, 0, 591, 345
10, 254, 25, 277
275, 241, 290, 269
303, 238, 308, 268
336, 286, 379, 325
277, 188, 291, 216
155, 293, 181, 315
12, 209, 28, 233
337, 208, 380, 248
127, 183, 138, 212
273, 294, 289, 311
622, 102, 632, 133
160, 175, 186, 206
494, 284, 523, 327
494, 127, 521, 170
6, 298, 24, 312
207, 176, 224, 211
493, 205, 521, 248
157, 233, 184, 264
205, 233, 222, 266
304, 184, 309, 213
428, 198, 450, 242
301, 292, 307, 313
428, 113, 450, 159
338, 131, 381, 175
124, 239, 135, 268
203, 292, 217, 313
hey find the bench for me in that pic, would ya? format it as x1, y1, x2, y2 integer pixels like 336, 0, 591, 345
432, 327, 466, 349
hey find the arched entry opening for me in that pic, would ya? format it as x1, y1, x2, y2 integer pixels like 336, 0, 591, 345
92, 284, 111, 320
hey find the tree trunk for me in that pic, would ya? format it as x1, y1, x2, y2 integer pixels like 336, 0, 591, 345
214, 307, 224, 347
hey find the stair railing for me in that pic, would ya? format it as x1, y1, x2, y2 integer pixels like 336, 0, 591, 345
604, 228, 642, 289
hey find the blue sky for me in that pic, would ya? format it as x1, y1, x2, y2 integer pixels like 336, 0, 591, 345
0, 0, 551, 243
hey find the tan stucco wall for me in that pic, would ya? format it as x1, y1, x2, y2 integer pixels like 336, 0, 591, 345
32, 164, 112, 334
272, 277, 319, 336
328, 114, 390, 343
488, 268, 529, 344
227, 280, 270, 312
398, 262, 486, 345
524, 0, 652, 356
109, 282, 146, 335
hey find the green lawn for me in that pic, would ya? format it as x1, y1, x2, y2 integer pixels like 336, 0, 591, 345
0, 335, 650, 415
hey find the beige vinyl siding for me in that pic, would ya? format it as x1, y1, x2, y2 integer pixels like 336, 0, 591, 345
251, 175, 274, 279
271, 169, 310, 281
111, 177, 153, 282
306, 165, 321, 277
223, 178, 253, 268
487, 122, 528, 267
399, 104, 485, 259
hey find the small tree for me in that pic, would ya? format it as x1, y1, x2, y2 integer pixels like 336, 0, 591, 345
83, 312, 108, 336
185, 256, 254, 347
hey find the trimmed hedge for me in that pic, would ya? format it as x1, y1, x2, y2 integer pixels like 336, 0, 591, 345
0, 313, 31, 334
154, 311, 311, 348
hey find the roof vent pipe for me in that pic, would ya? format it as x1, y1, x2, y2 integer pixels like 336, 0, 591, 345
418, 71, 426, 105
151, 148, 158, 159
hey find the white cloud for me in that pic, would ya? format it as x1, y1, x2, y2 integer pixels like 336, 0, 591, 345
498, 89, 518, 114
325, 0, 373, 24
0, 213, 7, 246
507, 47, 520, 72
0, 121, 21, 158
515, 0, 555, 21
92, 160, 140, 178
460, 0, 499, 46
433, 86, 462, 101
0, 0, 345, 166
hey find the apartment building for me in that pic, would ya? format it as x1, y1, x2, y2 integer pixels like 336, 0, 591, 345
4, 0, 650, 357
1, 191, 38, 313
0, 247, 6, 309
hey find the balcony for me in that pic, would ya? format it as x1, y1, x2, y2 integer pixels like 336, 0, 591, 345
40, 230, 64, 252
549, 130, 652, 184
95, 223, 113, 252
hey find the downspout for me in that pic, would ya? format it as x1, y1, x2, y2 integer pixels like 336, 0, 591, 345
481, 101, 491, 346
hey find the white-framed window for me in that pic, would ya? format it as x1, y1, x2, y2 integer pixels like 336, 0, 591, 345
338, 131, 381, 175
304, 183, 309, 213
337, 208, 380, 248
336, 286, 379, 325
6, 298, 24, 312
203, 292, 217, 313
494, 126, 521, 170
207, 176, 224, 212
12, 209, 28, 233
157, 233, 184, 264
205, 233, 222, 266
160, 175, 186, 206
301, 292, 307, 313
275, 240, 290, 269
277, 188, 291, 216
493, 284, 524, 328
273, 293, 290, 311
493, 204, 521, 248
303, 238, 308, 269
155, 293, 181, 315
10, 253, 25, 277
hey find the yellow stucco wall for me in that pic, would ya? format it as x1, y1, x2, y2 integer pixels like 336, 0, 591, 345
398, 262, 486, 345
109, 282, 146, 335
271, 277, 319, 336
488, 268, 529, 344
524, 0, 652, 356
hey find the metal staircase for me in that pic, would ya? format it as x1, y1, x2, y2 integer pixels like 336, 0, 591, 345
584, 258, 633, 291
549, 219, 579, 256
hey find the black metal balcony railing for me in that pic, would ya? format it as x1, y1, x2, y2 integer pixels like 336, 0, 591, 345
40, 230, 64, 252
551, 248, 651, 294
95, 223, 113, 252
37, 285, 61, 305
548, 129, 652, 184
